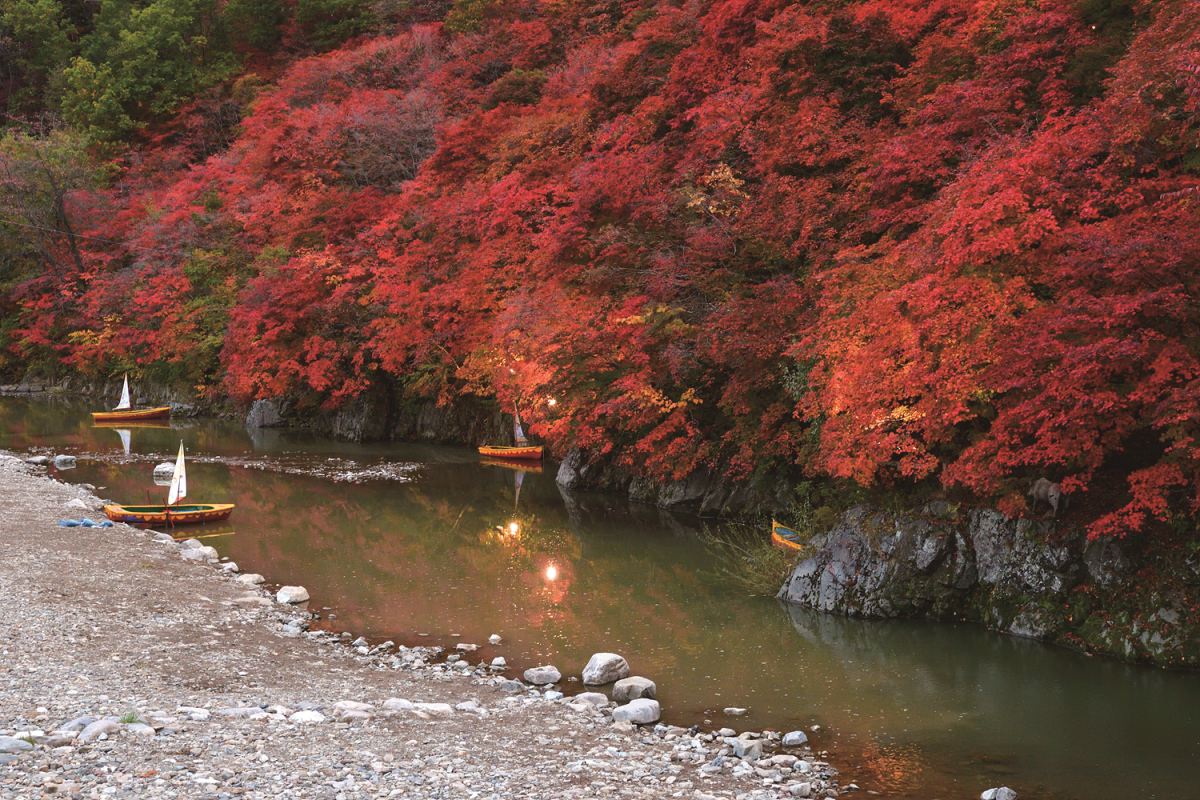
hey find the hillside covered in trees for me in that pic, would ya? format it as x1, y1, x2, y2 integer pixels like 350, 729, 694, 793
2, 0, 1198, 537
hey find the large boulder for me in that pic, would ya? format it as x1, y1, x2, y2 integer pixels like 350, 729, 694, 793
524, 665, 562, 685
582, 653, 630, 685
611, 698, 660, 725
612, 676, 656, 702
246, 399, 285, 429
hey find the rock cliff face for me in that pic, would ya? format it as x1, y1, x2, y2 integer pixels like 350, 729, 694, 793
778, 503, 1200, 668
555, 448, 794, 515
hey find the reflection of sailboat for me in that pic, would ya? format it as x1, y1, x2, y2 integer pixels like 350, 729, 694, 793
478, 402, 543, 460
92, 374, 171, 422
480, 457, 544, 474
116, 429, 131, 456
104, 441, 235, 524
93, 420, 173, 430
514, 468, 526, 512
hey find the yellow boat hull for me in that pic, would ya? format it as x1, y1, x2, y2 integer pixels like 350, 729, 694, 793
771, 520, 805, 553
104, 503, 235, 525
478, 445, 543, 460
92, 407, 171, 423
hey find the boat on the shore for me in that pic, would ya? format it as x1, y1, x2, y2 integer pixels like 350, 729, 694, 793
91, 375, 170, 422
103, 503, 235, 524
107, 441, 234, 525
479, 403, 543, 460
771, 520, 805, 552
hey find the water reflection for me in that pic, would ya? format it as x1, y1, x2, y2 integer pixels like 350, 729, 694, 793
1, 396, 1198, 800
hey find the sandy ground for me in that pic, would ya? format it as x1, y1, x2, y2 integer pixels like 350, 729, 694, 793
0, 453, 842, 800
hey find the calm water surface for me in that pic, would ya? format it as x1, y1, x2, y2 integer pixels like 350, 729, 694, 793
2, 396, 1198, 799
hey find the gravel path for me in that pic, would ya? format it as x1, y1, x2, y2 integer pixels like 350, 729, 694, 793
0, 453, 843, 800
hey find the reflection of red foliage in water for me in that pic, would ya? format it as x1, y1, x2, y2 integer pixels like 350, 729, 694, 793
11, 0, 1200, 537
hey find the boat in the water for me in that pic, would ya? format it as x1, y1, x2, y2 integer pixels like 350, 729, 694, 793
92, 375, 170, 422
479, 403, 543, 460
103, 503, 235, 524
771, 520, 805, 552
106, 441, 234, 525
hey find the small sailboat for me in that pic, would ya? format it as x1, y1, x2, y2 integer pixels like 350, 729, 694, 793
92, 374, 171, 422
478, 403, 543, 460
104, 441, 234, 525
771, 520, 805, 553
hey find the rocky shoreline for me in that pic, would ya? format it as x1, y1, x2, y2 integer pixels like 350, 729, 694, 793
777, 502, 1200, 669
0, 452, 846, 800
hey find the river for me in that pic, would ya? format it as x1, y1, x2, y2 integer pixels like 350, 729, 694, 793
2, 395, 1198, 799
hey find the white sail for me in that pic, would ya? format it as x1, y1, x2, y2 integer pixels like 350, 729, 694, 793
117, 429, 131, 456
167, 440, 187, 505
115, 375, 131, 410
513, 405, 528, 446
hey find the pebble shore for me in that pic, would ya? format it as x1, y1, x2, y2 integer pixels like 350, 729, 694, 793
0, 453, 846, 800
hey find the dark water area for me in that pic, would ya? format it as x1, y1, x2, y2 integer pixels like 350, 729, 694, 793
2, 396, 1199, 800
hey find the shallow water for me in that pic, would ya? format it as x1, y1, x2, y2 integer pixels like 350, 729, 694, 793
3, 396, 1199, 799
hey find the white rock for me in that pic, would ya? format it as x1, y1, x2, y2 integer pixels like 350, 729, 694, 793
232, 594, 272, 606
77, 720, 121, 744
488, 634, 502, 645
456, 643, 479, 652
181, 546, 219, 563
218, 707, 267, 719
220, 562, 239, 573
276, 585, 310, 604
382, 698, 414, 711
333, 700, 373, 714
413, 703, 454, 716
288, 710, 325, 724
124, 723, 156, 736
54, 455, 77, 469
732, 738, 763, 760
544, 691, 564, 701
455, 700, 480, 711
982, 789, 1018, 800
491, 656, 507, 668
178, 538, 204, 550
582, 653, 630, 685
524, 665, 562, 685
782, 730, 808, 747
65, 498, 87, 509
339, 709, 371, 722
236, 573, 265, 585
723, 707, 749, 716
153, 462, 175, 481
177, 706, 210, 721
612, 676, 656, 702
575, 692, 610, 706
611, 698, 660, 725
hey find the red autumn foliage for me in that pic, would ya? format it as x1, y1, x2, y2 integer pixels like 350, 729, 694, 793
7, 0, 1200, 537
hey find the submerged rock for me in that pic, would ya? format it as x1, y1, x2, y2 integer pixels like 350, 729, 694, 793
782, 730, 809, 747
981, 789, 1017, 800
53, 455, 76, 469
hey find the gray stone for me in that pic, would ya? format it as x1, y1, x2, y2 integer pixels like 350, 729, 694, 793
489, 634, 502, 644
723, 706, 748, 716
544, 690, 564, 700
152, 533, 176, 544
382, 698, 414, 711
351, 637, 368, 648
53, 455, 77, 469
1083, 537, 1128, 590
524, 665, 561, 685
178, 538, 204, 550
782, 730, 809, 747
124, 723, 156, 736
59, 716, 97, 732
582, 652, 630, 685
612, 676, 656, 702
500, 680, 526, 695
0, 736, 34, 754
246, 399, 285, 429
24, 455, 50, 466
220, 562, 239, 573
181, 546, 219, 563
574, 692, 609, 706
981, 789, 1017, 800
0, 754, 19, 766
731, 738, 763, 760
288, 710, 325, 724
77, 719, 121, 744
413, 702, 454, 716
277, 585, 310, 604
237, 573, 265, 585
611, 698, 660, 725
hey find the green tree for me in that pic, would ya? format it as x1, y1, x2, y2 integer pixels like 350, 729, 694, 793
0, 0, 77, 111
295, 0, 376, 50
223, 0, 284, 50
60, 0, 238, 143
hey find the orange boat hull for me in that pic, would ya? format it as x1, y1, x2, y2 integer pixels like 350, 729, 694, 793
478, 445, 543, 460
92, 407, 171, 423
103, 503, 235, 525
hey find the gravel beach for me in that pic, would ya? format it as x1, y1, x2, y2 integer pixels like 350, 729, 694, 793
0, 453, 843, 800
